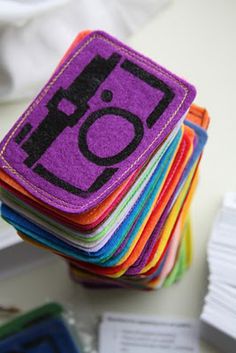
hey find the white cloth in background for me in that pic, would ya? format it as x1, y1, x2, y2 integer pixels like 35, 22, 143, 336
0, 0, 169, 102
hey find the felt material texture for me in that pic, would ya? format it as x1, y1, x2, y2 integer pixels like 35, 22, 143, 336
0, 29, 210, 290
0, 168, 138, 228
0, 30, 196, 213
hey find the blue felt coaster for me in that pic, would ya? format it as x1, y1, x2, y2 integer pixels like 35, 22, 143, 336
0, 317, 80, 353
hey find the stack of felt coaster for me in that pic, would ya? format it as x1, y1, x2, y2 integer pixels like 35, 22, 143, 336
0, 31, 210, 290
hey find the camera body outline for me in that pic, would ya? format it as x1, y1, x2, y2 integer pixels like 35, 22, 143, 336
15, 52, 174, 198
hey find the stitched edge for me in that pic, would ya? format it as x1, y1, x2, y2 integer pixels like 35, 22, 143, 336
106, 138, 188, 270
141, 166, 198, 273
0, 33, 190, 211
126, 139, 195, 274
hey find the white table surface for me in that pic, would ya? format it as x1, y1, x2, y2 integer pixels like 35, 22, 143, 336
0, 0, 236, 352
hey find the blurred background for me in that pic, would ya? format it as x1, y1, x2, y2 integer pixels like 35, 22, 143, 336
0, 0, 168, 102
0, 1, 235, 353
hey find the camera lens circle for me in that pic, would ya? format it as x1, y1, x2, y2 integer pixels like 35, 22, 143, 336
78, 107, 144, 166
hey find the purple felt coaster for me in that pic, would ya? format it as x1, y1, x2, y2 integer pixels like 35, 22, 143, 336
0, 31, 196, 213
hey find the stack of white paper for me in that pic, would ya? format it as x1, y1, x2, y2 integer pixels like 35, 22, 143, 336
99, 312, 199, 353
201, 193, 236, 352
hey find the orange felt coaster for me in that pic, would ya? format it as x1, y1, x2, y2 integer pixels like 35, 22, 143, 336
58, 30, 92, 67
0, 168, 138, 229
188, 104, 210, 130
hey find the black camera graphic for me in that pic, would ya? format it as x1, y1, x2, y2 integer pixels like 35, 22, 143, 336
15, 52, 174, 198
